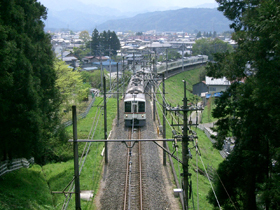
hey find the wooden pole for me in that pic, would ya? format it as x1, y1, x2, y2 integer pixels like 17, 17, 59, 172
103, 77, 108, 164
72, 105, 81, 210
182, 80, 189, 209
162, 73, 166, 166
117, 62, 119, 126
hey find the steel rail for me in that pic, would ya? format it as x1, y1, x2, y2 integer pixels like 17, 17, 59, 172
123, 128, 131, 210
138, 128, 143, 210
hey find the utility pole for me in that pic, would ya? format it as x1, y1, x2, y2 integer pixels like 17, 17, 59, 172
166, 48, 168, 78
122, 56, 125, 97
152, 58, 156, 122
103, 76, 108, 164
72, 106, 81, 210
165, 80, 204, 209
117, 62, 119, 126
182, 80, 189, 209
162, 73, 166, 165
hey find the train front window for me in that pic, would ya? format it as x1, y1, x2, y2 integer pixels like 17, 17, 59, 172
125, 102, 131, 112
139, 102, 145, 112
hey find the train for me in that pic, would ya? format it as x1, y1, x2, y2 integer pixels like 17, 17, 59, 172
124, 71, 146, 127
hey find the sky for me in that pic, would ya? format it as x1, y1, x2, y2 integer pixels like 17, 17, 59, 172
39, 0, 218, 13
79, 0, 217, 10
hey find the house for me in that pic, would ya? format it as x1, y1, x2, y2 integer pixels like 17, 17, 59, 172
193, 81, 208, 97
193, 76, 231, 104
92, 56, 109, 63
63, 53, 79, 68
82, 56, 94, 64
205, 76, 231, 94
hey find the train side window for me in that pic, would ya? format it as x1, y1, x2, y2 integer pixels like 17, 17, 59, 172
125, 102, 131, 112
139, 102, 145, 112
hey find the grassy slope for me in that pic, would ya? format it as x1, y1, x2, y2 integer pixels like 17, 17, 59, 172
0, 97, 117, 210
43, 97, 117, 209
157, 66, 223, 209
0, 165, 53, 210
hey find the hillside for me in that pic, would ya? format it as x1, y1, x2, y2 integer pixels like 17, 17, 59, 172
97, 8, 232, 33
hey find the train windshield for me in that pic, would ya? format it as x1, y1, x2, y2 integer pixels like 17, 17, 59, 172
125, 102, 131, 112
139, 102, 145, 112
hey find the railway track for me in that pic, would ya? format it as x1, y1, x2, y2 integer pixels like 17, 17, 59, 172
123, 127, 144, 210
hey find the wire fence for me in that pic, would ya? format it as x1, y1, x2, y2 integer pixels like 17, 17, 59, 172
62, 97, 96, 128
0, 157, 34, 177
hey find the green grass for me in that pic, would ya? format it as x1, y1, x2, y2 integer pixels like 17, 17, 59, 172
156, 66, 224, 209
43, 97, 117, 209
163, 66, 205, 106
201, 97, 218, 124
0, 165, 54, 210
0, 97, 117, 210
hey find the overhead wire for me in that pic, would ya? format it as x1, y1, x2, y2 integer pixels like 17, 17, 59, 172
62, 103, 102, 210
151, 77, 184, 190
199, 154, 222, 209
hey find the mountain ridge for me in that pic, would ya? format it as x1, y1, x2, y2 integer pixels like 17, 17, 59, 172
96, 8, 232, 33
43, 7, 232, 33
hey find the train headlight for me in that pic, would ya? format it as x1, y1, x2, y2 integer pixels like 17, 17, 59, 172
126, 114, 128, 118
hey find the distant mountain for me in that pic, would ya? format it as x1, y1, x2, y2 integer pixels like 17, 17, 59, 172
41, 1, 231, 33
97, 8, 232, 33
40, 0, 129, 31
44, 9, 124, 31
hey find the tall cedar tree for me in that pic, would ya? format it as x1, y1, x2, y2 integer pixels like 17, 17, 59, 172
0, 0, 60, 163
91, 28, 99, 56
91, 28, 120, 56
207, 0, 280, 209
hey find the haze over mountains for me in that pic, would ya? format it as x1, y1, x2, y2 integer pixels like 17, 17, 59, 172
40, 0, 231, 33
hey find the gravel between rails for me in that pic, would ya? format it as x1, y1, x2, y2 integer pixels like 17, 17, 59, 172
94, 98, 180, 210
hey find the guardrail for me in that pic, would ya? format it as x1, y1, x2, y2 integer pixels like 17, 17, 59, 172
0, 157, 34, 177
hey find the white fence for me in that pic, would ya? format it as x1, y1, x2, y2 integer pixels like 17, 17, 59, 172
0, 157, 34, 177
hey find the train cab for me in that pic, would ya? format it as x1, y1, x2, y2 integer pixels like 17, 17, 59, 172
124, 93, 146, 127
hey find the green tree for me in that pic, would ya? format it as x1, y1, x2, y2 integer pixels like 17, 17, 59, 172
100, 30, 108, 55
90, 29, 120, 57
196, 31, 202, 38
54, 60, 89, 114
0, 0, 61, 163
91, 28, 99, 55
192, 38, 233, 60
73, 45, 90, 60
79, 30, 90, 43
109, 31, 121, 55
207, 0, 280, 209
167, 49, 181, 60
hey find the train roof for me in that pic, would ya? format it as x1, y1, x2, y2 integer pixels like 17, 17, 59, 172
124, 93, 145, 102
126, 74, 145, 94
